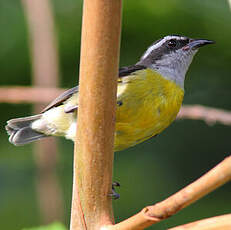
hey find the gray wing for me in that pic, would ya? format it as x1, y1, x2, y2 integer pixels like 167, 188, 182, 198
41, 65, 146, 113
41, 86, 79, 113
119, 65, 146, 77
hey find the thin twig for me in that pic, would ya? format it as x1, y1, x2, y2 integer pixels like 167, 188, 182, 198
0, 86, 64, 104
104, 156, 231, 230
2, 87, 231, 127
177, 105, 231, 126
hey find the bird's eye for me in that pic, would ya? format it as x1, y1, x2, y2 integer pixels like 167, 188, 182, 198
167, 39, 177, 48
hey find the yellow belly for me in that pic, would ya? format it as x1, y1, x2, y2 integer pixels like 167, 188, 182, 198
36, 68, 184, 152
114, 69, 184, 151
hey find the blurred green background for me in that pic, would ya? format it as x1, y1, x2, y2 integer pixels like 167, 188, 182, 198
0, 0, 231, 229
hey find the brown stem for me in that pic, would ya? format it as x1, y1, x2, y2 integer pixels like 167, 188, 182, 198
70, 0, 122, 229
105, 156, 231, 230
22, 0, 64, 223
2, 88, 231, 128
0, 86, 64, 104
33, 137, 64, 223
177, 105, 231, 126
22, 0, 59, 86
168, 214, 231, 230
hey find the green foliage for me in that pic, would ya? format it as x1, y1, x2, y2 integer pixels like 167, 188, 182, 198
22, 222, 67, 230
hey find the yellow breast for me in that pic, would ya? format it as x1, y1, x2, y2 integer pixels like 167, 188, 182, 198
36, 68, 184, 152
114, 68, 184, 151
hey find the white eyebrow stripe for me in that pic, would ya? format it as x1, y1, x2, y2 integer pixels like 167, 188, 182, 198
141, 35, 186, 60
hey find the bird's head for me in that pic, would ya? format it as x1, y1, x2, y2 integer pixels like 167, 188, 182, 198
137, 35, 214, 88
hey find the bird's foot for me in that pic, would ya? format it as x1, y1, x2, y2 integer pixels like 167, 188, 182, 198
108, 182, 120, 200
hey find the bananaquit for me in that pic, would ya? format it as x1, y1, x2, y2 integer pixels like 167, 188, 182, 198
6, 35, 214, 151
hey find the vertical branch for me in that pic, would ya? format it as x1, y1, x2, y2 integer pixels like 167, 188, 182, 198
22, 0, 59, 83
70, 0, 122, 229
22, 0, 64, 223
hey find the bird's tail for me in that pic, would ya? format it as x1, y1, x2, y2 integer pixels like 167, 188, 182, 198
5, 114, 47, 146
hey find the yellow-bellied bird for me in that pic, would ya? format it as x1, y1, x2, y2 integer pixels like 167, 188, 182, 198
6, 35, 214, 151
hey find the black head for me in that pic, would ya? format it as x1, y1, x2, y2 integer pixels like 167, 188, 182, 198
137, 35, 214, 88
138, 35, 214, 66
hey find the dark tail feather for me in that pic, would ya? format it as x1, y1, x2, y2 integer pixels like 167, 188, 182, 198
5, 115, 47, 146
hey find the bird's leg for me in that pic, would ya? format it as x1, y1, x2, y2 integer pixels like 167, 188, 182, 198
108, 181, 120, 200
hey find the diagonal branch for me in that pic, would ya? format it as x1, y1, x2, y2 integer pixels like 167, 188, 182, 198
104, 156, 231, 230
168, 214, 231, 230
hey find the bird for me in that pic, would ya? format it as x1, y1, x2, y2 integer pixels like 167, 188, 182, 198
6, 35, 214, 152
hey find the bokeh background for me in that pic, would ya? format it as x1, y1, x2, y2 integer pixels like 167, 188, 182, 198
0, 0, 231, 229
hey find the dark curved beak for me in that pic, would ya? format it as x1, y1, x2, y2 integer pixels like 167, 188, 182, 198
188, 39, 215, 50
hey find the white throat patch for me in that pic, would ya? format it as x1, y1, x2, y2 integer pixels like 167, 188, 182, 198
152, 49, 198, 88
